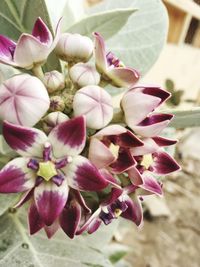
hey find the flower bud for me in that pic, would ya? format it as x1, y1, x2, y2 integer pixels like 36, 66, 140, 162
69, 63, 100, 88
73, 85, 113, 129
55, 33, 93, 63
50, 96, 65, 112
43, 71, 65, 93
0, 74, 50, 126
42, 112, 69, 134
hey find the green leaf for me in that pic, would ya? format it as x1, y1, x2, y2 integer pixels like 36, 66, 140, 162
66, 8, 137, 40
88, 0, 168, 76
0, 209, 113, 267
167, 108, 200, 128
0, 0, 61, 71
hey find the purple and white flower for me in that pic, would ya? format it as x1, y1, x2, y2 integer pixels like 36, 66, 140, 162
121, 86, 173, 137
93, 32, 140, 88
0, 116, 108, 236
0, 17, 60, 69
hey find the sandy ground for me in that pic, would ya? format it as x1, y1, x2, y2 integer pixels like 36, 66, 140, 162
118, 131, 200, 267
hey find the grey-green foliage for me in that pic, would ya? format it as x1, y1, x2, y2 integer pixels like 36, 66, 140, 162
88, 0, 168, 76
67, 8, 137, 40
0, 209, 114, 267
0, 0, 61, 71
168, 108, 200, 128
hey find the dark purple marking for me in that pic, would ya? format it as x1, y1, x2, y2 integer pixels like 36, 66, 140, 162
59, 200, 81, 239
36, 188, 68, 226
121, 197, 143, 226
55, 116, 86, 148
28, 202, 44, 235
3, 121, 37, 151
110, 148, 136, 173
0, 35, 16, 59
138, 114, 173, 126
143, 87, 170, 103
153, 151, 181, 175
32, 17, 51, 44
0, 166, 27, 193
152, 136, 177, 147
74, 161, 108, 191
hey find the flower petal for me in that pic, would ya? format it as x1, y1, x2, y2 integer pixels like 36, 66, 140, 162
63, 155, 108, 191
110, 149, 136, 174
14, 34, 49, 69
93, 32, 107, 72
121, 92, 161, 126
94, 124, 127, 138
152, 150, 181, 175
34, 181, 69, 226
132, 114, 173, 137
28, 202, 44, 235
89, 138, 115, 169
60, 200, 81, 238
141, 86, 170, 104
48, 116, 86, 158
44, 220, 59, 239
128, 166, 143, 186
0, 158, 35, 193
140, 172, 163, 195
131, 137, 177, 156
115, 130, 143, 148
121, 196, 143, 226
14, 188, 33, 208
32, 17, 52, 45
3, 121, 48, 157
107, 67, 139, 88
0, 35, 17, 66
152, 136, 177, 147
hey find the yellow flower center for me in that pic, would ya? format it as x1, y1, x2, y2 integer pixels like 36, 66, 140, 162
114, 208, 122, 217
141, 154, 153, 169
110, 143, 120, 158
37, 161, 57, 181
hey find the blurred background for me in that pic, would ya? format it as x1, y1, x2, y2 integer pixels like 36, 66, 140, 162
87, 1, 200, 266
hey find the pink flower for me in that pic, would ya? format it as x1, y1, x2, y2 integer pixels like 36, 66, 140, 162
0, 17, 60, 69
93, 32, 140, 88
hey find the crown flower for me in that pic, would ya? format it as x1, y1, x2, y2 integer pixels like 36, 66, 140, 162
0, 17, 60, 70
0, 16, 180, 241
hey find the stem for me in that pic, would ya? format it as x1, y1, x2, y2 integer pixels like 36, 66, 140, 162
32, 65, 44, 80
111, 108, 124, 123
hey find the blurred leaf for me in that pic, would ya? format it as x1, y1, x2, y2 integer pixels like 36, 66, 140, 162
165, 79, 175, 91
0, 0, 61, 71
105, 244, 129, 264
67, 8, 137, 40
88, 0, 168, 76
168, 90, 184, 106
0, 209, 114, 266
45, 0, 85, 30
167, 107, 200, 128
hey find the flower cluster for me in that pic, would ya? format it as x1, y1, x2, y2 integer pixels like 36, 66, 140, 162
0, 18, 180, 239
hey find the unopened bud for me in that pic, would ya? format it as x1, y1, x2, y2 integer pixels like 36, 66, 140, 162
73, 85, 113, 129
43, 71, 65, 93
69, 63, 100, 88
50, 96, 65, 112
42, 112, 69, 134
55, 33, 93, 63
